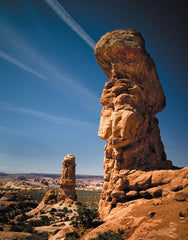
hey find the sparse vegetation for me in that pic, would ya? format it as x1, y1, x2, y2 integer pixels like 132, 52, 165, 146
0, 183, 103, 239
179, 209, 188, 218
70, 219, 79, 228
62, 206, 69, 213
27, 231, 49, 240
56, 212, 65, 218
76, 203, 99, 228
90, 229, 124, 240
76, 189, 102, 204
64, 216, 69, 221
10, 222, 34, 233
27, 217, 50, 227
65, 231, 79, 240
50, 207, 57, 215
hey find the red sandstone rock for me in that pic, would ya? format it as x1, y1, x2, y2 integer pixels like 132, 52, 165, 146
42, 189, 57, 204
95, 29, 187, 220
57, 154, 77, 202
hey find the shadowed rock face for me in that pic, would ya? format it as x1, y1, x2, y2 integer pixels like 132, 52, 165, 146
57, 154, 77, 202
95, 29, 175, 219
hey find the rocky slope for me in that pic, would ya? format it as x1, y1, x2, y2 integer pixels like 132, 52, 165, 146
82, 193, 188, 240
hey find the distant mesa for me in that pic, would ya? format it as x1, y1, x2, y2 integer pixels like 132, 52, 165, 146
95, 29, 188, 220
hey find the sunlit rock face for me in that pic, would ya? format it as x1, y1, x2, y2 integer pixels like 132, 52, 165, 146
95, 29, 174, 219
57, 154, 77, 202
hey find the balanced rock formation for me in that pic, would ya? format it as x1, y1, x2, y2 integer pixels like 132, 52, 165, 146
95, 29, 187, 220
57, 154, 77, 202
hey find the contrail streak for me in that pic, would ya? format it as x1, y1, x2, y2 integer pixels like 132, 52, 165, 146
0, 100, 96, 128
0, 50, 46, 80
44, 0, 96, 49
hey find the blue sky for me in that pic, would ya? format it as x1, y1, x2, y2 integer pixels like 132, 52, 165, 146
0, 0, 187, 175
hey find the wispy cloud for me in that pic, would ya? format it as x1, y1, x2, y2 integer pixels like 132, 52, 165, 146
0, 20, 99, 110
0, 100, 96, 128
0, 125, 29, 136
44, 0, 96, 50
0, 50, 46, 80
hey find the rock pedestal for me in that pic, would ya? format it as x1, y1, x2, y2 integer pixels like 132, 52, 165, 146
95, 29, 176, 219
57, 154, 77, 202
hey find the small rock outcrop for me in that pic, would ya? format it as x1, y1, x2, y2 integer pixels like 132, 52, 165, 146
95, 29, 188, 220
57, 154, 77, 202
0, 191, 38, 223
42, 189, 57, 204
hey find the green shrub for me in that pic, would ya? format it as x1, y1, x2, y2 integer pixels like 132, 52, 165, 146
76, 203, 99, 228
90, 229, 124, 240
50, 208, 57, 214
179, 209, 188, 217
65, 231, 79, 240
70, 220, 79, 228
27, 231, 49, 240
10, 224, 22, 232
56, 212, 65, 218
27, 217, 50, 227
53, 229, 60, 235
62, 207, 69, 214
64, 216, 69, 221
10, 223, 34, 233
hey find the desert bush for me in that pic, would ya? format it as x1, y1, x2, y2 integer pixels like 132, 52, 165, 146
27, 231, 49, 240
64, 216, 69, 221
70, 219, 79, 228
179, 209, 188, 217
53, 229, 60, 235
10, 224, 22, 232
50, 208, 57, 214
90, 229, 124, 240
59, 222, 65, 226
65, 231, 79, 240
62, 207, 68, 214
10, 223, 34, 233
17, 213, 28, 224
76, 203, 99, 228
27, 217, 50, 227
56, 212, 65, 218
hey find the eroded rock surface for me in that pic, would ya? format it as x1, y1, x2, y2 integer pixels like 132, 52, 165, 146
27, 154, 77, 216
95, 30, 187, 220
57, 154, 77, 202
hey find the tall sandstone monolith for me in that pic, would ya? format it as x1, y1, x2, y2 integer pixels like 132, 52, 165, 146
95, 29, 182, 219
57, 154, 77, 202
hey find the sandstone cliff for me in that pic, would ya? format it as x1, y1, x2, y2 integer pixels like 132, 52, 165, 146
81, 30, 188, 239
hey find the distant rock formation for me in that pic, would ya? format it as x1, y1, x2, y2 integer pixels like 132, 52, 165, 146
27, 155, 77, 216
57, 154, 77, 202
95, 29, 187, 220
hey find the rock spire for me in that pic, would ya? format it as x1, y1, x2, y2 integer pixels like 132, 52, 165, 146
57, 154, 77, 202
95, 29, 175, 219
